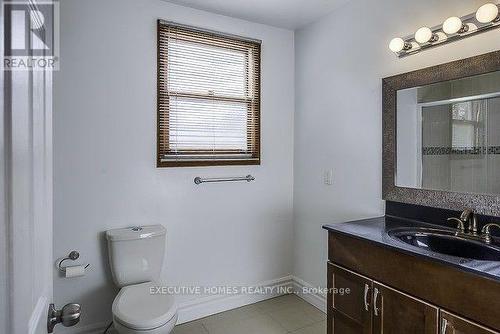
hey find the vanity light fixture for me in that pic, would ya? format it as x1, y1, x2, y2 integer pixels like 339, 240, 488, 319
389, 2, 500, 58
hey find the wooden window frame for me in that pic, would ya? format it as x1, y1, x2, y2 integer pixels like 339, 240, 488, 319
156, 20, 261, 168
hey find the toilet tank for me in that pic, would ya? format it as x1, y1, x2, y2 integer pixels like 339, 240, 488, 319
106, 225, 166, 287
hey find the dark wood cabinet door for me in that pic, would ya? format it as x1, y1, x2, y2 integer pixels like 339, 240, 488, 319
333, 309, 367, 334
331, 264, 372, 334
441, 311, 500, 334
373, 283, 438, 334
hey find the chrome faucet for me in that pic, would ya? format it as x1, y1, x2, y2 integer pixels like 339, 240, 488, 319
448, 209, 500, 244
447, 209, 478, 234
460, 208, 478, 234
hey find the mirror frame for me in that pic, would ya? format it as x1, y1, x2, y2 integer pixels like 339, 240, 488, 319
383, 50, 500, 216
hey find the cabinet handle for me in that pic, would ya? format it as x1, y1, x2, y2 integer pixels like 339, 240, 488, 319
441, 318, 448, 334
363, 284, 370, 311
373, 287, 380, 316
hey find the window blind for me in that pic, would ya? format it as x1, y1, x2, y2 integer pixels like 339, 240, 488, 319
157, 21, 261, 167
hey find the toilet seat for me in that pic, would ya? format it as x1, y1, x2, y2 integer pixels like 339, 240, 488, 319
112, 281, 177, 330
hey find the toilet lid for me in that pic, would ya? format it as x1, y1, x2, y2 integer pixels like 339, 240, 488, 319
112, 282, 177, 330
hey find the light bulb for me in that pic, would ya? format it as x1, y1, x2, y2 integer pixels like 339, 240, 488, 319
443, 17, 464, 34
415, 27, 435, 43
476, 3, 499, 23
389, 37, 406, 53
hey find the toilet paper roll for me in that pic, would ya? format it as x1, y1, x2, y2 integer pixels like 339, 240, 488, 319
65, 265, 86, 278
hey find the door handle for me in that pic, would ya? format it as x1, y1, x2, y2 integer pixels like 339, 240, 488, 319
441, 318, 455, 334
441, 318, 448, 334
47, 303, 81, 333
373, 287, 380, 316
363, 284, 370, 311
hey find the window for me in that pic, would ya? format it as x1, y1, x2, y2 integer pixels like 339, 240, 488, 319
451, 101, 485, 150
157, 21, 261, 167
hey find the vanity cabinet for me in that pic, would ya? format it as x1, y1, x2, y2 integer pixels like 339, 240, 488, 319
326, 231, 500, 334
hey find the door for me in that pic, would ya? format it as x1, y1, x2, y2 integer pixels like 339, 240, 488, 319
373, 283, 438, 334
441, 311, 500, 334
331, 264, 372, 334
1, 1, 54, 333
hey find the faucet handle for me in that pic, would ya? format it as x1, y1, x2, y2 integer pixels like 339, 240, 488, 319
447, 217, 465, 232
481, 223, 500, 244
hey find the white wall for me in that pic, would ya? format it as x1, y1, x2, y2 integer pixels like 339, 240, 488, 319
293, 0, 500, 289
53, 0, 294, 330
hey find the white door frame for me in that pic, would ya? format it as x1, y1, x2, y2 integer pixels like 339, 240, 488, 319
1, 2, 10, 332
1, 0, 54, 333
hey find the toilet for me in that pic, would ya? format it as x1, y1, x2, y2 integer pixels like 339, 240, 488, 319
106, 225, 178, 334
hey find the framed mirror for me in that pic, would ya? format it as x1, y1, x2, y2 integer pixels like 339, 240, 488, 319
383, 50, 500, 215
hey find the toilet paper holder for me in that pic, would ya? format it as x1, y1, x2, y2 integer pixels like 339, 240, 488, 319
57, 251, 90, 273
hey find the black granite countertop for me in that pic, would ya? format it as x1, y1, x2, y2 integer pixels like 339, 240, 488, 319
323, 215, 500, 282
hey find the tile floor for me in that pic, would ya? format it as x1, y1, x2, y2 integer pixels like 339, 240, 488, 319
171, 294, 326, 334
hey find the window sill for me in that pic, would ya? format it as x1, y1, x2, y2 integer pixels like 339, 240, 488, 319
157, 159, 260, 168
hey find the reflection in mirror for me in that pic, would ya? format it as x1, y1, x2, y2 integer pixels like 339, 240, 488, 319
396, 70, 500, 195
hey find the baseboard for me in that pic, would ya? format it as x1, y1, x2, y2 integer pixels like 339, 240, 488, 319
176, 275, 294, 324
60, 275, 325, 334
292, 276, 327, 313
58, 320, 111, 334
29, 296, 48, 334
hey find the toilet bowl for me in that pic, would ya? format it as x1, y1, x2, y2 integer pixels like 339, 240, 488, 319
106, 226, 177, 334
112, 282, 178, 334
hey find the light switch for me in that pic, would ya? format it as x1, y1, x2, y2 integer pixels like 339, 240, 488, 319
324, 169, 334, 186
